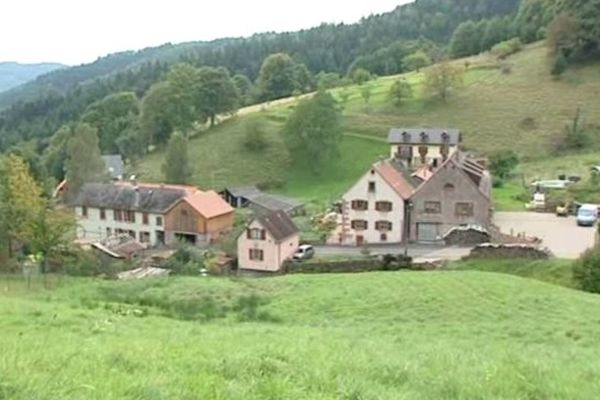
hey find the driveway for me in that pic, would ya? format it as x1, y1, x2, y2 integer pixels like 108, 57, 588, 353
314, 244, 471, 261
494, 212, 596, 259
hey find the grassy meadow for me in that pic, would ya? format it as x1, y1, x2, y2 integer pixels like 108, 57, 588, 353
2, 268, 600, 399
134, 42, 600, 210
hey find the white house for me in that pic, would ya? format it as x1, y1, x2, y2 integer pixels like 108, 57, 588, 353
388, 128, 461, 168
334, 160, 412, 246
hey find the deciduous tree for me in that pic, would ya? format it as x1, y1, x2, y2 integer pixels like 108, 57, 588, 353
402, 51, 431, 72
423, 62, 463, 101
162, 132, 192, 184
283, 91, 342, 174
388, 79, 413, 106
65, 124, 107, 198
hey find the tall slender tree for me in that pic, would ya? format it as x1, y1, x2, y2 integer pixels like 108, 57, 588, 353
162, 132, 192, 184
65, 123, 107, 198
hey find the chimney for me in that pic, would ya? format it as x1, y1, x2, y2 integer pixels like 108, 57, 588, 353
133, 185, 140, 208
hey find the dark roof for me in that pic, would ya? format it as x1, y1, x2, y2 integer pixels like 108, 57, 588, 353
248, 194, 304, 213
101, 155, 125, 179
72, 183, 185, 213
225, 186, 262, 199
256, 210, 299, 242
388, 128, 461, 145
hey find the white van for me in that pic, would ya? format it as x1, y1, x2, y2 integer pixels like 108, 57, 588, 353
577, 204, 598, 227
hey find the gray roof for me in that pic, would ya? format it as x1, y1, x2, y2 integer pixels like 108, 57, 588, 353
256, 210, 299, 241
248, 194, 304, 213
72, 183, 185, 213
388, 128, 461, 145
226, 186, 262, 199
102, 155, 125, 179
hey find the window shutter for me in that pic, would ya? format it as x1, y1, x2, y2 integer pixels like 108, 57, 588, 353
246, 229, 251, 239
261, 230, 266, 240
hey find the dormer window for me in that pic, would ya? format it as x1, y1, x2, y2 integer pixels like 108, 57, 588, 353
420, 131, 428, 142
441, 131, 449, 142
402, 131, 410, 142
368, 181, 376, 193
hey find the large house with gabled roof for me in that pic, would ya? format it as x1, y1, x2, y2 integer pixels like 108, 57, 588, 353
333, 128, 491, 245
71, 181, 234, 247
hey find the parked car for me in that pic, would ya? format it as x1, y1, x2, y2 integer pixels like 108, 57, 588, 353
293, 244, 315, 261
576, 204, 598, 227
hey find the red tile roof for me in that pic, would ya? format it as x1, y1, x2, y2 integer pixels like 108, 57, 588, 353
183, 190, 234, 219
374, 161, 415, 200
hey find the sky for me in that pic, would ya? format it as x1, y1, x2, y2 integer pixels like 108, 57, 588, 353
1, 0, 411, 65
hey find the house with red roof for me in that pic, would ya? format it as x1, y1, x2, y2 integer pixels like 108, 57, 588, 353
333, 128, 491, 245
71, 181, 234, 247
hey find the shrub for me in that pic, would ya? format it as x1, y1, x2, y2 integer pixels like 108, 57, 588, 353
242, 118, 269, 152
388, 79, 413, 107
489, 150, 519, 183
350, 68, 373, 85
161, 244, 205, 275
491, 38, 523, 59
573, 246, 600, 294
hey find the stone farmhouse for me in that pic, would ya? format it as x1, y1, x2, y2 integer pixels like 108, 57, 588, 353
72, 181, 234, 247
333, 128, 491, 245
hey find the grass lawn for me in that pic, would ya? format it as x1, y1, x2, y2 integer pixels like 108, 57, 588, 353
492, 181, 528, 211
2, 270, 600, 399
452, 257, 575, 288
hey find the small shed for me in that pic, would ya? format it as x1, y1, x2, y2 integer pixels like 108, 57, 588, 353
221, 186, 305, 215
221, 186, 262, 208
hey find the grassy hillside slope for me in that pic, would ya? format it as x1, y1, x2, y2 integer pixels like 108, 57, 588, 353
1, 271, 600, 399
135, 42, 600, 205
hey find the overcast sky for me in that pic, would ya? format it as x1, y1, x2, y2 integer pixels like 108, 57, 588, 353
1, 0, 411, 65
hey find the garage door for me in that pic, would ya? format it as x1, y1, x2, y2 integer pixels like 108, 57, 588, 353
417, 223, 440, 242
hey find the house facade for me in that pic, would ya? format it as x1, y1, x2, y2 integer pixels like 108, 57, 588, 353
237, 211, 299, 272
336, 161, 409, 246
388, 128, 461, 168
409, 155, 491, 242
335, 127, 491, 245
72, 182, 234, 247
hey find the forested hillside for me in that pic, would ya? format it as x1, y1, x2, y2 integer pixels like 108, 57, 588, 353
0, 0, 521, 152
0, 0, 598, 194
0, 62, 65, 93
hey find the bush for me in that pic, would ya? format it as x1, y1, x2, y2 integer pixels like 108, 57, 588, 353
350, 68, 373, 85
388, 79, 413, 107
573, 246, 600, 293
491, 38, 523, 59
161, 244, 205, 275
242, 118, 269, 152
489, 150, 519, 182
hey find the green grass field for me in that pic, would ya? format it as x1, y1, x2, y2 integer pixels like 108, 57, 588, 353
2, 269, 600, 399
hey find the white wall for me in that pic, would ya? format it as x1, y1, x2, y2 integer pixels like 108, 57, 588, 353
389, 144, 458, 166
75, 206, 164, 245
339, 168, 405, 246
237, 220, 299, 272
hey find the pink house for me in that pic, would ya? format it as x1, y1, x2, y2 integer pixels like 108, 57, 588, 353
237, 211, 300, 272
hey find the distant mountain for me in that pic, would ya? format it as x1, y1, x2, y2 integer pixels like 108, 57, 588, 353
0, 62, 66, 93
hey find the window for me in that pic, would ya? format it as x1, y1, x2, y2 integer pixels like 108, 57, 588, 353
143, 213, 149, 225
106, 228, 112, 236
368, 181, 376, 193
181, 209, 188, 217
375, 201, 393, 212
351, 200, 368, 211
156, 216, 163, 226
81, 206, 88, 218
123, 211, 136, 223
139, 232, 151, 244
128, 230, 136, 239
424, 201, 442, 214
249, 249, 264, 261
351, 220, 368, 231
116, 228, 126, 235
114, 210, 123, 222
99, 208, 106, 220
444, 183, 455, 192
380, 233, 388, 242
375, 221, 393, 231
247, 228, 266, 240
455, 202, 474, 217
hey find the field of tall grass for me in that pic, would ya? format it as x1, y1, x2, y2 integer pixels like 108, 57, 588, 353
2, 268, 600, 399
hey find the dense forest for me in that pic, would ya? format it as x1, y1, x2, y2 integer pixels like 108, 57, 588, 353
0, 0, 597, 186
